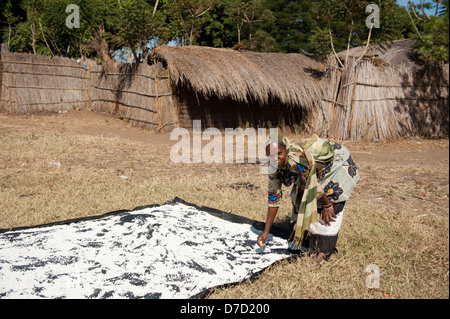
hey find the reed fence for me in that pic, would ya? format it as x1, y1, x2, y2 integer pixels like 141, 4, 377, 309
0, 44, 448, 140
316, 59, 449, 140
0, 44, 178, 132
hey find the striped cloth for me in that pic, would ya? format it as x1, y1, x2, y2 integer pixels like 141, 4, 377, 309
285, 135, 334, 246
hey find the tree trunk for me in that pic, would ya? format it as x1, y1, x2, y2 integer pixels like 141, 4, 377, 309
39, 20, 54, 57
248, 22, 252, 49
189, 24, 195, 45
237, 23, 241, 43
141, 42, 149, 63
87, 26, 116, 66
8, 24, 11, 49
153, 0, 160, 16
30, 22, 36, 55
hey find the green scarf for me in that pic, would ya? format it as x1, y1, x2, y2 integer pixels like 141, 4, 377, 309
285, 135, 334, 247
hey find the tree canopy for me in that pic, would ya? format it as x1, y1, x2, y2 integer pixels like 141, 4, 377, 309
1, 0, 448, 63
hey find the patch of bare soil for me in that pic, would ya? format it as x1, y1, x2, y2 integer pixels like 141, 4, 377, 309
1, 110, 448, 219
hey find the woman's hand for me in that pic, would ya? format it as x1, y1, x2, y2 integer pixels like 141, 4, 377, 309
257, 207, 279, 248
321, 204, 336, 226
257, 231, 270, 248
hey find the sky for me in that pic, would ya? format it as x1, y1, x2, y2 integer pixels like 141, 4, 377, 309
396, 0, 438, 16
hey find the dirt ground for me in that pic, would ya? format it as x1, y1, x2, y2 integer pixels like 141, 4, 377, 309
1, 109, 448, 218
1, 110, 449, 299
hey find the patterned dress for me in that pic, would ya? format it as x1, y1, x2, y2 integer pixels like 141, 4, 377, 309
268, 138, 360, 255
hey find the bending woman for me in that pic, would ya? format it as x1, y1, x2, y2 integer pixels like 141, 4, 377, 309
257, 134, 359, 263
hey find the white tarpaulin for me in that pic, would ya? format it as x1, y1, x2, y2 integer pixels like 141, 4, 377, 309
0, 198, 293, 299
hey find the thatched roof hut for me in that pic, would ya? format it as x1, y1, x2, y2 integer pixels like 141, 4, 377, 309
321, 39, 449, 140
152, 45, 327, 130
1, 43, 329, 133
3, 39, 445, 140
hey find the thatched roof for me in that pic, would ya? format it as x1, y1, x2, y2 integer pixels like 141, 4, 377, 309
337, 39, 419, 67
153, 45, 326, 109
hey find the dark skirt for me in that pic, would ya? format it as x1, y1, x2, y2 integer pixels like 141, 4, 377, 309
290, 202, 346, 256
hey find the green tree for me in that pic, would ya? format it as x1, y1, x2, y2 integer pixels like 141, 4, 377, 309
292, 0, 413, 62
261, 0, 312, 53
0, 0, 23, 49
225, 0, 274, 49
4, 0, 108, 58
115, 0, 166, 62
167, 0, 216, 46
196, 1, 236, 48
41, 0, 105, 58
404, 0, 449, 62
5, 0, 44, 55
3, 0, 168, 63
2, 0, 424, 61
308, 27, 330, 61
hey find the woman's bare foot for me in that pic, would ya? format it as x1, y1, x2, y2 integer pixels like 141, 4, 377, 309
314, 252, 328, 268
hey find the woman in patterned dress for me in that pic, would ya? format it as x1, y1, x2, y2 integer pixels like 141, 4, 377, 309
257, 135, 359, 264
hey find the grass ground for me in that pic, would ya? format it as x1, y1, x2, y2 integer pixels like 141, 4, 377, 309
0, 110, 448, 299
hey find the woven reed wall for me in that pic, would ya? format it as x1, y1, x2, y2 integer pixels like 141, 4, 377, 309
89, 62, 177, 131
0, 45, 178, 132
0, 48, 91, 114
1, 44, 448, 139
316, 60, 449, 141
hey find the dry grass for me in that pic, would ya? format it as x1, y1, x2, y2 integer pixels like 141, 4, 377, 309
209, 202, 449, 299
0, 111, 448, 299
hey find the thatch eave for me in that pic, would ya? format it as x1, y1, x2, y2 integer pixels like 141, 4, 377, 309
153, 45, 326, 110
